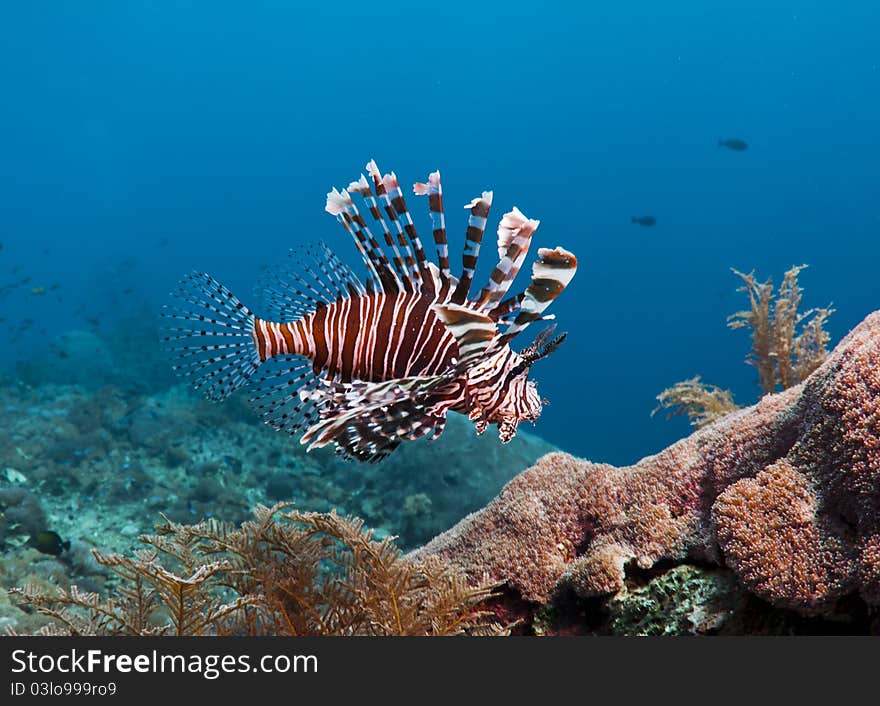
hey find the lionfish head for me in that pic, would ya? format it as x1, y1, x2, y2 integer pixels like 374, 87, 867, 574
493, 326, 567, 442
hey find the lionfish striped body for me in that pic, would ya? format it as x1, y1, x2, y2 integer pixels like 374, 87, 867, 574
163, 161, 577, 462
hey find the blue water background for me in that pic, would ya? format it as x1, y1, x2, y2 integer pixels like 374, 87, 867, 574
1, 2, 878, 465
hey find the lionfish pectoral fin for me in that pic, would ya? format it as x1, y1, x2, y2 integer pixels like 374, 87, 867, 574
472, 207, 539, 311
502, 246, 578, 339
432, 303, 499, 364
300, 375, 459, 462
253, 242, 366, 321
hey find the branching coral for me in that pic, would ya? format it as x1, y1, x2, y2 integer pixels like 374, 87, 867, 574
656, 265, 834, 426
10, 505, 503, 636
414, 310, 880, 618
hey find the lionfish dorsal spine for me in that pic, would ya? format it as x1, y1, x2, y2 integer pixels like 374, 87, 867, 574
348, 173, 410, 290
367, 160, 422, 290
325, 187, 386, 290
380, 169, 435, 295
451, 191, 493, 304
413, 170, 451, 281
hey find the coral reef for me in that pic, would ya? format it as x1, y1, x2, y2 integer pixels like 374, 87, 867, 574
414, 310, 880, 626
0, 332, 554, 632
11, 505, 503, 636
656, 264, 834, 426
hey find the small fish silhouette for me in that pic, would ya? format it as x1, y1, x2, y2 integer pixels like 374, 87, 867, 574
718, 138, 748, 151
631, 215, 656, 227
30, 286, 46, 296
31, 530, 71, 556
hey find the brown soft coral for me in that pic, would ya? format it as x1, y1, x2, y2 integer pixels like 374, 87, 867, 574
414, 311, 880, 616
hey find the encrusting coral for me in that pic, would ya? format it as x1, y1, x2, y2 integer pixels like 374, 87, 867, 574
413, 310, 880, 619
10, 505, 504, 636
655, 265, 834, 427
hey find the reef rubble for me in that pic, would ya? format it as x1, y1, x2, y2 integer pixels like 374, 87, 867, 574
413, 310, 880, 630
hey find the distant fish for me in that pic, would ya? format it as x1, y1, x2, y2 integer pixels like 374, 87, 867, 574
0, 277, 32, 299
163, 160, 578, 462
30, 286, 46, 296
718, 138, 748, 151
631, 216, 656, 227
31, 530, 70, 556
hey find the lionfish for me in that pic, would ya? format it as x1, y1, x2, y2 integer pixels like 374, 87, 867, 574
163, 161, 577, 462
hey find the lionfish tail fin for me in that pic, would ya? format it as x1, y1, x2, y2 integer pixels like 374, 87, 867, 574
161, 272, 261, 401
502, 246, 578, 338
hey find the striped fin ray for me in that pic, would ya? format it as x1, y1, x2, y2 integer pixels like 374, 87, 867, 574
254, 243, 365, 322
433, 303, 499, 364
248, 355, 327, 436
490, 292, 525, 323
502, 246, 578, 339
378, 168, 435, 296
367, 159, 422, 290
161, 272, 261, 401
300, 375, 461, 462
451, 191, 493, 304
333, 180, 401, 292
473, 207, 539, 312
347, 174, 408, 290
325, 187, 388, 290
413, 171, 451, 281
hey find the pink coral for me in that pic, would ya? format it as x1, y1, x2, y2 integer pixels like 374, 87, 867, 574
414, 311, 880, 615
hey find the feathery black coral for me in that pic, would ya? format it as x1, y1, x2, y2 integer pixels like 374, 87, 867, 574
728, 265, 834, 393
10, 505, 504, 636
655, 264, 834, 428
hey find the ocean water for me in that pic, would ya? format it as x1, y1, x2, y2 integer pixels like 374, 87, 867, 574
1, 2, 878, 467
